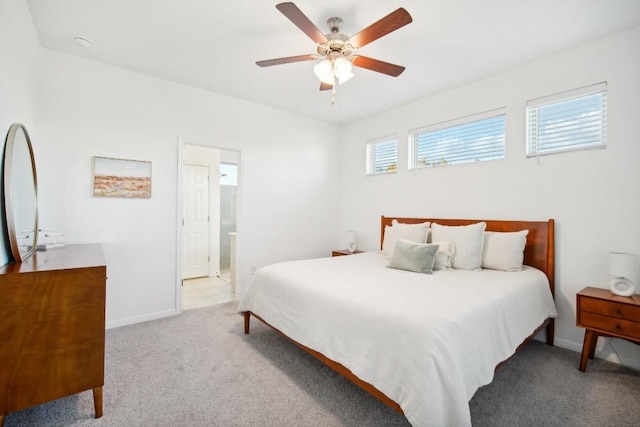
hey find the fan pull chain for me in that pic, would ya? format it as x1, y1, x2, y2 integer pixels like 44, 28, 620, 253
331, 75, 338, 105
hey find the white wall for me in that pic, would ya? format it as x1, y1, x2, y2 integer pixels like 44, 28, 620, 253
29, 51, 341, 327
0, 0, 41, 265
339, 27, 640, 369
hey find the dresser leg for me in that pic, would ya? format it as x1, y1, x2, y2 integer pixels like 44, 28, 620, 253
93, 386, 103, 418
0, 413, 5, 427
579, 330, 597, 372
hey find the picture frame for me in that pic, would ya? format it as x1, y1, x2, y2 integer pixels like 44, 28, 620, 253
93, 156, 151, 198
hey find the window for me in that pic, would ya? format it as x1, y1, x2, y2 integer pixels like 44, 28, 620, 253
366, 136, 398, 175
409, 109, 505, 169
526, 82, 607, 157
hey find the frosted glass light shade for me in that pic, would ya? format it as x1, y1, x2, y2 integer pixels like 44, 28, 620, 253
314, 56, 354, 86
337, 71, 354, 84
333, 57, 352, 79
313, 59, 333, 85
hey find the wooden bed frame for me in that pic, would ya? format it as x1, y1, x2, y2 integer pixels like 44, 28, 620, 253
243, 216, 555, 416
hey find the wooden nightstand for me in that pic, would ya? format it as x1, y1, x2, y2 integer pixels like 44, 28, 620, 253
576, 287, 640, 371
332, 249, 364, 257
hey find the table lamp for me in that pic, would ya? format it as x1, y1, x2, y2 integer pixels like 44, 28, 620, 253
346, 230, 359, 253
609, 252, 639, 296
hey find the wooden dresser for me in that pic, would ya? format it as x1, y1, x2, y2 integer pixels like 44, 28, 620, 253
0, 244, 106, 426
576, 286, 640, 371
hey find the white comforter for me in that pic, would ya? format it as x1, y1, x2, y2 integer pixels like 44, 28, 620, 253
238, 251, 558, 427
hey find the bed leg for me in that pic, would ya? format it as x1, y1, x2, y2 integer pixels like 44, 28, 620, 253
546, 318, 554, 346
243, 312, 250, 334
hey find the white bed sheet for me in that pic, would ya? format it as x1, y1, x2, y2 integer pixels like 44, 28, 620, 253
238, 251, 558, 427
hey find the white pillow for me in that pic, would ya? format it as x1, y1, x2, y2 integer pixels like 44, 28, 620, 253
482, 230, 529, 271
432, 241, 455, 270
431, 222, 486, 270
381, 220, 430, 257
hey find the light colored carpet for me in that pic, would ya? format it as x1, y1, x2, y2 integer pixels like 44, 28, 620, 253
4, 301, 640, 426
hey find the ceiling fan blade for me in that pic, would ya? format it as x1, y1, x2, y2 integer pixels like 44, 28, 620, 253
348, 8, 412, 49
276, 2, 328, 44
319, 82, 333, 91
352, 56, 406, 77
256, 54, 317, 67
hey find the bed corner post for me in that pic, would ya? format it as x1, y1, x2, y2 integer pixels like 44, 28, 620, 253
546, 318, 555, 346
380, 215, 386, 250
243, 312, 251, 334
547, 218, 555, 346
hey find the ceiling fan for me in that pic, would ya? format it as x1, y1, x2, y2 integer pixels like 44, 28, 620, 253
256, 2, 412, 101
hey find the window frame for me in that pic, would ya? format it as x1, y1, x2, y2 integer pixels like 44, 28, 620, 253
365, 135, 398, 176
408, 108, 506, 170
526, 82, 607, 157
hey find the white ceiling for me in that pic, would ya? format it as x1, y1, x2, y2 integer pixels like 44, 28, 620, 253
26, 0, 640, 124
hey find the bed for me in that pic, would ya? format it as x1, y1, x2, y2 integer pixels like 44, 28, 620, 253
239, 216, 557, 426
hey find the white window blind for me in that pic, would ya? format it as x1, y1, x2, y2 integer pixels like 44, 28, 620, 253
526, 82, 607, 156
409, 109, 505, 169
366, 136, 398, 176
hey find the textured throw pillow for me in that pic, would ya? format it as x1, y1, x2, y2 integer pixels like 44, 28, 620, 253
432, 241, 455, 270
431, 222, 486, 270
387, 240, 439, 274
482, 230, 529, 271
381, 220, 430, 257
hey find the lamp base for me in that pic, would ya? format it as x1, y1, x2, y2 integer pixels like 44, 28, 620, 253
610, 277, 636, 297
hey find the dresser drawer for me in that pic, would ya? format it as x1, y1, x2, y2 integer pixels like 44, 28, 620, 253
580, 297, 640, 322
579, 311, 640, 339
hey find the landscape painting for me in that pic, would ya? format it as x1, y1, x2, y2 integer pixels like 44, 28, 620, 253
93, 156, 151, 198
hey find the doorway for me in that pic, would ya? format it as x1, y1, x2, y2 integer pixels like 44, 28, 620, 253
180, 144, 239, 311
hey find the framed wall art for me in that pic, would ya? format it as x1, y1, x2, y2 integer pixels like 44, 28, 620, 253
93, 156, 151, 198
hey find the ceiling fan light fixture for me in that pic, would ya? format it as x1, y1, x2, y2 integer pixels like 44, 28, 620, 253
313, 59, 334, 84
337, 70, 354, 85
333, 56, 353, 80
256, 3, 412, 97
314, 55, 354, 86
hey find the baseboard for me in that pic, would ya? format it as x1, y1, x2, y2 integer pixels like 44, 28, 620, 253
106, 308, 177, 329
554, 337, 640, 372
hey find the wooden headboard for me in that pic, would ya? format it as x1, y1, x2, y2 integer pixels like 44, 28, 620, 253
380, 216, 555, 296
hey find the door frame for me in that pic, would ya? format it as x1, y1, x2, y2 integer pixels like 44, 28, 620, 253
176, 138, 242, 314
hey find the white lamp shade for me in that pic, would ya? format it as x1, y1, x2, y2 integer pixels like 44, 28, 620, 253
609, 252, 639, 278
346, 230, 358, 253
609, 252, 639, 296
346, 230, 358, 245
314, 56, 354, 86
313, 59, 334, 85
333, 57, 353, 79
337, 71, 354, 84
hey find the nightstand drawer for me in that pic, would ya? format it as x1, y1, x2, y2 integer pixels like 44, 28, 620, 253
580, 298, 640, 322
579, 311, 640, 338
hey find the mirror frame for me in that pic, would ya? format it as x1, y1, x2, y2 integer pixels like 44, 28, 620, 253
3, 123, 39, 263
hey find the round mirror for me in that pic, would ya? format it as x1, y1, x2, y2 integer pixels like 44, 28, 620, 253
3, 123, 38, 263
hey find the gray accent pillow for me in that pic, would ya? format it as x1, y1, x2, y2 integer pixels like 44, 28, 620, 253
387, 240, 439, 274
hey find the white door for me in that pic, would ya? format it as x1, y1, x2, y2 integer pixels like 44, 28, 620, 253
183, 164, 210, 279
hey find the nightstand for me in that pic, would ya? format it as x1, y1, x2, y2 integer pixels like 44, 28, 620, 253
576, 287, 640, 371
332, 249, 364, 257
